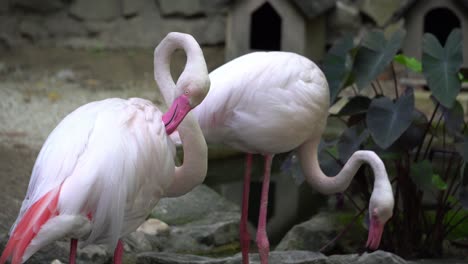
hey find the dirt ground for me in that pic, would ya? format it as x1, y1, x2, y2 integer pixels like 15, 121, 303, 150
0, 44, 225, 234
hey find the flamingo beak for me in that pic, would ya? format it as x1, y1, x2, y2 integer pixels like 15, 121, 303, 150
366, 215, 384, 250
162, 94, 191, 135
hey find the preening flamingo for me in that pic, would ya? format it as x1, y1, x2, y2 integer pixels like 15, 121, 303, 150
0, 32, 210, 264
188, 52, 394, 264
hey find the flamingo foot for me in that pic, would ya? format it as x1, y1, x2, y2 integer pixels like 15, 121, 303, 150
113, 240, 124, 264
240, 153, 253, 264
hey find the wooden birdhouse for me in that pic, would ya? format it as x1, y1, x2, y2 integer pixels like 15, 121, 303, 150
225, 0, 336, 61
402, 0, 468, 68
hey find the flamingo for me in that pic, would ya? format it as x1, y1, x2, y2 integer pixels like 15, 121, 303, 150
0, 32, 210, 264
186, 51, 395, 264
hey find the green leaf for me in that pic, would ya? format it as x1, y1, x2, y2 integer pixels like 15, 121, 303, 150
366, 90, 414, 149
410, 160, 434, 192
353, 29, 406, 90
443, 100, 464, 140
323, 34, 355, 104
394, 54, 422, 72
337, 96, 371, 116
432, 174, 447, 190
422, 29, 463, 108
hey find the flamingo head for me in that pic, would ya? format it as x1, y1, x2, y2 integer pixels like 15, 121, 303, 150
163, 70, 210, 135
366, 189, 394, 250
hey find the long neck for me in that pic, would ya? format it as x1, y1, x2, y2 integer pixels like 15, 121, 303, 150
164, 112, 208, 197
154, 33, 207, 105
298, 137, 389, 195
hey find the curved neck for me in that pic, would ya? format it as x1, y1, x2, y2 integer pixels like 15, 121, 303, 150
298, 137, 389, 195
154, 33, 206, 105
164, 112, 208, 197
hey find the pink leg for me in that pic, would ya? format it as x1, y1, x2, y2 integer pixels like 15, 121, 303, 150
113, 240, 124, 264
257, 154, 273, 264
69, 239, 78, 264
240, 153, 253, 264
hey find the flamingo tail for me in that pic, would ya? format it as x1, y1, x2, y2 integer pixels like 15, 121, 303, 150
0, 185, 61, 264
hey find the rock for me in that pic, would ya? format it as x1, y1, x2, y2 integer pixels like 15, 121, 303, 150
275, 211, 339, 253
359, 0, 402, 27
137, 218, 170, 236
158, 0, 232, 17
327, 1, 361, 42
69, 0, 120, 21
152, 185, 239, 225
55, 69, 76, 82
0, 0, 9, 14
44, 13, 87, 38
50, 260, 64, 264
162, 15, 226, 46
12, 0, 64, 13
329, 250, 407, 264
19, 17, 48, 42
137, 251, 328, 264
124, 231, 153, 253
122, 0, 145, 17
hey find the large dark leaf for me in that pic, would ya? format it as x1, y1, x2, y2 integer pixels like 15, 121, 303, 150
337, 96, 371, 116
443, 100, 464, 140
338, 125, 369, 162
390, 108, 427, 152
323, 34, 355, 104
422, 29, 463, 108
353, 29, 406, 90
366, 90, 414, 149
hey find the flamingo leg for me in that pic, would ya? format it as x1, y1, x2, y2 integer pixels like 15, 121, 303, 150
240, 153, 253, 264
69, 239, 78, 264
257, 154, 273, 264
113, 240, 124, 264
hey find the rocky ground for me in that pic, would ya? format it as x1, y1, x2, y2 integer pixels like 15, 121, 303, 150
0, 46, 467, 264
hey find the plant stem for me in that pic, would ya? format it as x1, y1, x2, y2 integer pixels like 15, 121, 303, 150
415, 103, 440, 162
423, 113, 443, 160
344, 191, 363, 211
371, 82, 379, 96
444, 213, 468, 237
391, 62, 399, 99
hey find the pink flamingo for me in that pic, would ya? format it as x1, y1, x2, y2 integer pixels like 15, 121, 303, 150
0, 32, 210, 264
189, 52, 394, 264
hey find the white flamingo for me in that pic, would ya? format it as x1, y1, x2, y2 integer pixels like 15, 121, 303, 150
186, 51, 394, 264
0, 32, 210, 264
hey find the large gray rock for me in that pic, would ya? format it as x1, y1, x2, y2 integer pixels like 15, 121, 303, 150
0, 0, 9, 14
137, 251, 328, 264
12, 0, 64, 13
152, 185, 239, 225
148, 185, 241, 255
275, 211, 339, 253
69, 0, 120, 21
162, 15, 226, 45
122, 0, 146, 17
359, 0, 402, 27
44, 12, 87, 38
329, 250, 407, 264
158, 0, 232, 16
19, 17, 48, 42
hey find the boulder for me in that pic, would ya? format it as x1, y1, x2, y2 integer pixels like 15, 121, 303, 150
0, 0, 9, 14
158, 0, 232, 17
19, 17, 48, 42
122, 0, 145, 17
44, 12, 87, 38
137, 251, 328, 264
329, 250, 407, 264
275, 211, 339, 253
12, 0, 64, 13
151, 185, 239, 225
69, 0, 120, 21
359, 0, 403, 27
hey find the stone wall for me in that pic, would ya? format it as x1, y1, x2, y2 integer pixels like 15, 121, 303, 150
0, 0, 231, 50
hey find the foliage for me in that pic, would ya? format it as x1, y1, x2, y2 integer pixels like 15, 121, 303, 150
321, 28, 468, 258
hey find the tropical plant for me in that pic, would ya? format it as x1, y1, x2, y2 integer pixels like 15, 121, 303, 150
320, 28, 468, 258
